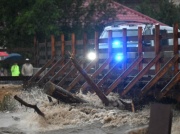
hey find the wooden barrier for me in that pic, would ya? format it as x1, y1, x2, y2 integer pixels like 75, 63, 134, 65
31, 23, 180, 101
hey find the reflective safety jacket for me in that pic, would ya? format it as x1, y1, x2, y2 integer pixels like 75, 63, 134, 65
11, 64, 20, 76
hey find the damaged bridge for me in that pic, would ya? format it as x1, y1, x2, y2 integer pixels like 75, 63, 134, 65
26, 23, 180, 104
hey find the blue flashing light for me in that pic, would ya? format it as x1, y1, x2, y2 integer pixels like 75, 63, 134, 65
115, 53, 123, 62
112, 40, 122, 48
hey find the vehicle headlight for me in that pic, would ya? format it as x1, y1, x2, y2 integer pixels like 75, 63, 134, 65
87, 52, 96, 61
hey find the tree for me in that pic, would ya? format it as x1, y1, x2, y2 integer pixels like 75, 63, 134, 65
114, 0, 180, 27
0, 0, 118, 48
135, 0, 180, 27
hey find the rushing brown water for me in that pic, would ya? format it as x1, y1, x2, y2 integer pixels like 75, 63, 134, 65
0, 85, 180, 134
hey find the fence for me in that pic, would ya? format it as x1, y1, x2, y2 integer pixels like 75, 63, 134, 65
30, 23, 180, 100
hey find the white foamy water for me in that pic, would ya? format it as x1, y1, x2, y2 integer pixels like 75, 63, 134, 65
1, 85, 180, 134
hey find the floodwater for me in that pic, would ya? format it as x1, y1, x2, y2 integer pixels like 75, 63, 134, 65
0, 85, 180, 134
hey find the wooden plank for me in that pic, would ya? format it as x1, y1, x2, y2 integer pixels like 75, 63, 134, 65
57, 60, 83, 87
37, 58, 64, 85
5, 48, 34, 52
51, 35, 55, 58
122, 28, 127, 70
61, 34, 65, 65
98, 33, 174, 43
108, 30, 112, 58
155, 24, 160, 73
159, 71, 180, 99
71, 33, 76, 57
36, 41, 40, 66
57, 66, 77, 86
63, 39, 94, 46
45, 40, 48, 62
96, 61, 122, 87
141, 54, 179, 96
138, 27, 143, 71
106, 56, 143, 95
61, 34, 65, 58
121, 53, 161, 97
83, 33, 87, 68
27, 57, 55, 86
33, 36, 37, 66
173, 23, 179, 74
81, 56, 113, 91
49, 60, 71, 82
70, 57, 109, 106
148, 103, 172, 134
66, 59, 97, 91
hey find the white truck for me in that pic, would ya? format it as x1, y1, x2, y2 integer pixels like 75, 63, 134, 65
97, 23, 177, 62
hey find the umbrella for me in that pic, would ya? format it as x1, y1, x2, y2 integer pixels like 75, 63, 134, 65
3, 53, 22, 62
0, 52, 8, 57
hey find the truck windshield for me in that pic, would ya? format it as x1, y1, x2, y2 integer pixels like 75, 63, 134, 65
100, 30, 138, 38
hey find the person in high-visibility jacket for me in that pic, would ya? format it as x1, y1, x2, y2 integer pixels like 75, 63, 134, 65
11, 63, 20, 76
